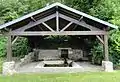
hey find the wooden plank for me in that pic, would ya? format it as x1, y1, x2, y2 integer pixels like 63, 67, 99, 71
12, 36, 19, 45
72, 16, 83, 30
13, 14, 56, 31
42, 22, 55, 32
31, 17, 43, 31
56, 11, 59, 31
60, 22, 73, 32
10, 31, 106, 36
96, 35, 104, 44
104, 34, 109, 61
59, 14, 101, 31
7, 33, 12, 61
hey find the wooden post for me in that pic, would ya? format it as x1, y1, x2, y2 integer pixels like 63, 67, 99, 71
56, 9, 59, 31
104, 34, 109, 61
7, 34, 12, 61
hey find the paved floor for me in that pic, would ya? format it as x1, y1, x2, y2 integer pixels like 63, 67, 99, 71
15, 61, 103, 73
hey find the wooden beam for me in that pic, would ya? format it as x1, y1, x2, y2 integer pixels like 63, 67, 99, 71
59, 13, 101, 31
56, 11, 59, 31
7, 32, 12, 61
60, 22, 73, 32
10, 31, 106, 36
96, 35, 104, 44
12, 36, 19, 45
104, 34, 109, 61
31, 16, 43, 31
72, 16, 83, 30
42, 22, 55, 32
13, 14, 56, 32
31, 16, 36, 21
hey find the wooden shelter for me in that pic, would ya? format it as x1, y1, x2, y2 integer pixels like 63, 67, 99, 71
0, 2, 118, 62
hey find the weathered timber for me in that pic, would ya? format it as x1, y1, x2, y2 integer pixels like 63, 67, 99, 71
56, 11, 59, 31
60, 22, 73, 32
96, 35, 104, 44
59, 13, 101, 31
104, 33, 109, 61
12, 36, 19, 45
13, 14, 56, 31
7, 33, 12, 61
42, 22, 55, 32
9, 31, 106, 36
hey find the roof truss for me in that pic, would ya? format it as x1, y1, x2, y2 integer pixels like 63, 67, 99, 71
12, 13, 102, 32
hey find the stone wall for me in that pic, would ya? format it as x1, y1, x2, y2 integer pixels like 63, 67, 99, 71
38, 50, 60, 60
19, 52, 34, 66
38, 49, 84, 61
69, 49, 83, 60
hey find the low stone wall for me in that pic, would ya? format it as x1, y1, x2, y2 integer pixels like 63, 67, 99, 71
38, 49, 84, 61
69, 49, 83, 60
19, 52, 34, 66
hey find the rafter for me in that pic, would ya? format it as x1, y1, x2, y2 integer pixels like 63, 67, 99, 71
60, 22, 73, 32
31, 16, 43, 31
13, 14, 56, 32
42, 22, 55, 32
59, 13, 102, 31
72, 16, 83, 30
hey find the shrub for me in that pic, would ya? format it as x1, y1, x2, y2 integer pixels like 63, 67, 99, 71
90, 41, 104, 65
90, 30, 120, 66
109, 30, 120, 66
12, 37, 31, 58
0, 36, 7, 57
0, 36, 30, 58
0, 57, 4, 73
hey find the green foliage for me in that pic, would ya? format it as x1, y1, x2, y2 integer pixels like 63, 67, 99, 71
0, 36, 30, 58
109, 30, 120, 65
64, 0, 101, 13
12, 37, 31, 58
90, 41, 104, 65
0, 57, 4, 73
0, 36, 7, 57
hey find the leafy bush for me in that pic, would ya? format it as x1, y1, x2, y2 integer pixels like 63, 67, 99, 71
109, 30, 120, 66
0, 36, 7, 57
12, 37, 31, 58
0, 36, 30, 58
90, 41, 104, 65
90, 30, 120, 66
0, 57, 4, 73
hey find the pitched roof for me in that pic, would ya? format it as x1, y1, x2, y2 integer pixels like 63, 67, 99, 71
0, 2, 118, 29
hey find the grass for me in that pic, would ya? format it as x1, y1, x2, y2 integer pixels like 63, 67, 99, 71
0, 71, 120, 82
